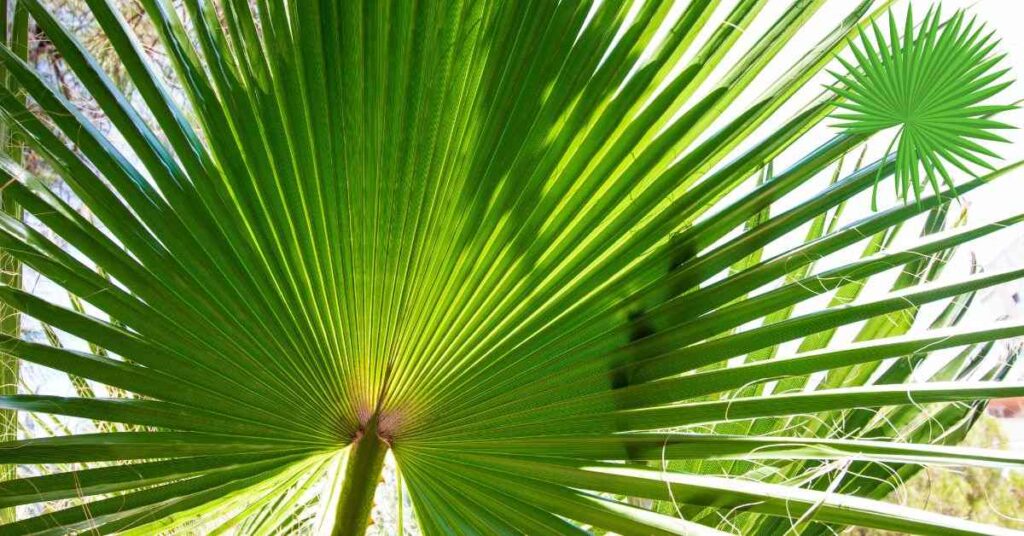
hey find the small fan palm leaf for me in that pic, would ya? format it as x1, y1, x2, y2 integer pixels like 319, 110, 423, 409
829, 5, 1017, 203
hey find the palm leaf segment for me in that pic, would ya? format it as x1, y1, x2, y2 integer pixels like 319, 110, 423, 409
0, 1, 1022, 534
829, 6, 1016, 202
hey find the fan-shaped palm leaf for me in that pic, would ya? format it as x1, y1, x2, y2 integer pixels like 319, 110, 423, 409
0, 1, 1023, 534
829, 5, 1017, 203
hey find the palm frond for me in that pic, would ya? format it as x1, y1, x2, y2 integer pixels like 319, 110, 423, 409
0, 1, 1021, 534
829, 5, 1017, 203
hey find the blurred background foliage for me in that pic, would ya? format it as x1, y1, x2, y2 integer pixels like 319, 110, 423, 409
854, 414, 1024, 535
28, 0, 173, 183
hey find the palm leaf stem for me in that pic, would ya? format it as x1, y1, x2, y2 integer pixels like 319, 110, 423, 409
0, 0, 26, 525
333, 414, 390, 535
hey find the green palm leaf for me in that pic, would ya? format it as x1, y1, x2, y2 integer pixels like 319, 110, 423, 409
829, 5, 1017, 203
0, 1, 1022, 534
